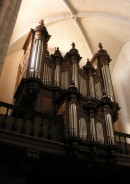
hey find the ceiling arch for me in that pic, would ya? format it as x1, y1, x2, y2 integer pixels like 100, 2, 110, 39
9, 0, 130, 67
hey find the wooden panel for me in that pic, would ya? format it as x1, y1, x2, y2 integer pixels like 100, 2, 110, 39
36, 89, 54, 113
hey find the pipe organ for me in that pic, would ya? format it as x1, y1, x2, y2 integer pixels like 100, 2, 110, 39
14, 20, 120, 146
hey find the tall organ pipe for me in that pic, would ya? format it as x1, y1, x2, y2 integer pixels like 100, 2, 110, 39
83, 60, 95, 98
101, 64, 114, 101
104, 65, 114, 101
97, 43, 115, 101
35, 40, 42, 78
90, 116, 96, 142
30, 39, 44, 78
105, 113, 115, 144
68, 42, 81, 88
72, 63, 78, 88
54, 64, 60, 87
89, 76, 95, 98
69, 103, 77, 137
30, 39, 38, 77
28, 20, 51, 79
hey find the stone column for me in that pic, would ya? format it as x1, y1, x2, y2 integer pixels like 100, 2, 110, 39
0, 0, 22, 75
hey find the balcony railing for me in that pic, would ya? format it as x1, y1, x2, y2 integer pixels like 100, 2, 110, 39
0, 101, 64, 142
115, 131, 130, 155
0, 101, 130, 156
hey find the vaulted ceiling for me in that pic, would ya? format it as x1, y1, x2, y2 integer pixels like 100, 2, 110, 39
9, 0, 130, 68
4, 0, 130, 133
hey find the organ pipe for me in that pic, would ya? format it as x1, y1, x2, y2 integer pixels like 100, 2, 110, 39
105, 113, 115, 145
104, 65, 114, 101
101, 64, 115, 101
96, 122, 104, 144
42, 63, 52, 85
79, 118, 87, 141
28, 20, 50, 79
35, 40, 42, 78
89, 76, 95, 98
54, 64, 60, 87
72, 63, 78, 88
30, 39, 44, 78
90, 116, 96, 142
79, 75, 87, 97
69, 103, 77, 137
96, 43, 115, 101
95, 81, 102, 99
61, 71, 69, 89
101, 65, 109, 94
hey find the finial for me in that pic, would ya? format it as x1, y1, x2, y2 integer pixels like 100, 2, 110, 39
53, 47, 62, 58
98, 42, 103, 50
39, 19, 44, 26
87, 58, 89, 62
55, 47, 59, 51
71, 42, 75, 49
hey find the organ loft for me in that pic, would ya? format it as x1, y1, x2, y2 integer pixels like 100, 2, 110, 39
0, 20, 130, 184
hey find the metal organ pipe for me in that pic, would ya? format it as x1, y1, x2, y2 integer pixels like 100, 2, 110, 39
27, 20, 51, 80
103, 65, 109, 94
30, 40, 38, 76
46, 64, 49, 85
105, 114, 111, 143
45, 63, 51, 85
43, 63, 46, 84
96, 122, 104, 144
30, 39, 43, 78
95, 81, 102, 99
35, 40, 42, 78
48, 66, 51, 85
69, 103, 77, 136
61, 71, 69, 89
43, 63, 49, 85
79, 76, 87, 97
101, 65, 109, 95
101, 64, 115, 101
105, 113, 115, 145
72, 63, 78, 88
54, 64, 60, 87
90, 116, 96, 142
104, 65, 114, 101
35, 40, 40, 74
89, 76, 95, 98
79, 118, 87, 141
45, 63, 48, 85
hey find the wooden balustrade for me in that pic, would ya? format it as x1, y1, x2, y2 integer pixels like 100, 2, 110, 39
0, 101, 64, 142
1, 101, 130, 156
114, 131, 130, 155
